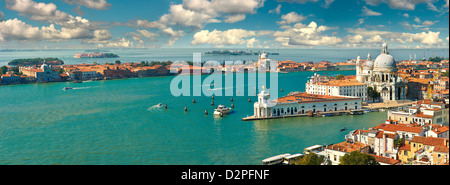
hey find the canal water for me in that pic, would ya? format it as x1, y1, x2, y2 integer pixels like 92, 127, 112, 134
0, 71, 387, 165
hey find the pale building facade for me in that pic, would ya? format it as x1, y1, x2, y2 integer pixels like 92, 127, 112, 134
253, 89, 362, 119
306, 73, 368, 101
356, 43, 407, 102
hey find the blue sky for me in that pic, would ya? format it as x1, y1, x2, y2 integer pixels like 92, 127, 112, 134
0, 0, 448, 49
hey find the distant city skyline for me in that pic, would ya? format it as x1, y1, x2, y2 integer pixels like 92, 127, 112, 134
0, 0, 449, 49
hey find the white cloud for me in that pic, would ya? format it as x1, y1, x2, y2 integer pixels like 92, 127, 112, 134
422, 20, 438, 26
273, 21, 342, 46
366, 35, 384, 43
0, 18, 104, 42
269, 4, 282, 14
347, 27, 444, 46
414, 17, 421, 24
98, 37, 132, 48
6, 0, 70, 22
61, 0, 111, 10
362, 6, 382, 16
402, 13, 409, 18
363, 0, 438, 11
224, 14, 246, 23
357, 18, 365, 26
323, 0, 335, 8
277, 12, 307, 24
0, 11, 4, 21
346, 34, 364, 44
191, 29, 257, 46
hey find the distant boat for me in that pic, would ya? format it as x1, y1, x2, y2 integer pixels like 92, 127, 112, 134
214, 105, 232, 116
63, 87, 73, 91
340, 127, 347, 132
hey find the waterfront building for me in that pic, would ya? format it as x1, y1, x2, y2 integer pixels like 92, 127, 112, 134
19, 64, 61, 82
252, 88, 362, 119
350, 128, 399, 160
387, 100, 449, 125
355, 43, 407, 102
424, 124, 449, 138
398, 136, 449, 165
306, 73, 368, 101
323, 141, 369, 165
1, 73, 21, 85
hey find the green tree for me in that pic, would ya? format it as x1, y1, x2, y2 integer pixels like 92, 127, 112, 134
367, 87, 380, 103
336, 74, 345, 80
58, 68, 65, 74
295, 153, 331, 165
442, 71, 449, 78
115, 60, 122, 65
0, 66, 7, 75
339, 151, 379, 165
93, 61, 98, 65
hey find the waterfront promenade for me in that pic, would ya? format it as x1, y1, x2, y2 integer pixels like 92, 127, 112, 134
363, 100, 417, 110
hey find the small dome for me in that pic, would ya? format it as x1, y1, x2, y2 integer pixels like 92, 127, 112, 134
363, 60, 374, 70
374, 54, 396, 72
260, 52, 268, 59
41, 63, 49, 69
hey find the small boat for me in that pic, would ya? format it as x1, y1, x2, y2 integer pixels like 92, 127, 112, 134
214, 105, 232, 116
340, 127, 347, 132
63, 87, 73, 91
73, 80, 83, 84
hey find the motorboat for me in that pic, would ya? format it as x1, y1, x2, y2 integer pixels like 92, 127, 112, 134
340, 127, 347, 132
214, 105, 232, 116
63, 87, 73, 91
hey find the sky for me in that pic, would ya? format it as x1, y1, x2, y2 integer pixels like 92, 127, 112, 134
0, 0, 449, 49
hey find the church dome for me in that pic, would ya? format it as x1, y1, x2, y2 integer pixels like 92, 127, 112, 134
374, 54, 396, 71
373, 42, 396, 72
40, 63, 49, 70
260, 52, 268, 60
363, 60, 374, 70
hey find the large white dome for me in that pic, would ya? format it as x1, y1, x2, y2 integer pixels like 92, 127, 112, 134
374, 54, 396, 71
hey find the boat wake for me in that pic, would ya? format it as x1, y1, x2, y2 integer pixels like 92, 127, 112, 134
73, 86, 98, 90
147, 103, 164, 111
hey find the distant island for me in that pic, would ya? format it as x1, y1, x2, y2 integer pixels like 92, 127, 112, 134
205, 50, 279, 56
8, 58, 64, 66
74, 53, 119, 58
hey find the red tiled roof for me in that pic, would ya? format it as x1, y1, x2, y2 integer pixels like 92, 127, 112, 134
411, 136, 447, 147
374, 123, 423, 134
371, 155, 401, 165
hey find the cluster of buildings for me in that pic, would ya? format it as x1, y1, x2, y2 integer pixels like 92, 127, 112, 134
252, 88, 363, 119
277, 60, 355, 72
0, 63, 173, 85
308, 99, 449, 165
0, 64, 62, 85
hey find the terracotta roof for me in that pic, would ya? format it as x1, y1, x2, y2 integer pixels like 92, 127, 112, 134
411, 136, 447, 147
371, 155, 401, 165
399, 144, 411, 151
414, 112, 434, 119
375, 131, 397, 139
313, 79, 366, 87
325, 141, 366, 153
433, 146, 449, 153
374, 123, 423, 134
276, 92, 359, 104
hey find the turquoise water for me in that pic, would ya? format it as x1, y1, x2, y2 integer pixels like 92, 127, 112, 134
0, 71, 388, 165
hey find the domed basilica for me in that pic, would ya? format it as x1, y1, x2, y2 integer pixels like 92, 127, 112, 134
356, 43, 407, 102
